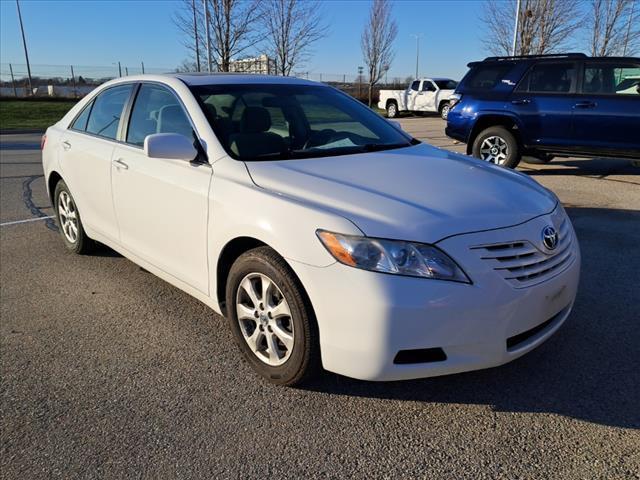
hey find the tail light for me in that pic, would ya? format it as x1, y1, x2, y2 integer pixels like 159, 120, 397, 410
40, 134, 47, 150
449, 93, 462, 108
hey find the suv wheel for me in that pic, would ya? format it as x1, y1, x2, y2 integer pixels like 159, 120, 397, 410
386, 102, 398, 118
225, 246, 320, 386
472, 126, 520, 168
439, 102, 450, 120
54, 180, 95, 254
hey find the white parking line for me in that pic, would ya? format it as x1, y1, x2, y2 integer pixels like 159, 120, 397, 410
0, 215, 54, 227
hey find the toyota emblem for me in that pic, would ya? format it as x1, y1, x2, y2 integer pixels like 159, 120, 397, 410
542, 225, 559, 250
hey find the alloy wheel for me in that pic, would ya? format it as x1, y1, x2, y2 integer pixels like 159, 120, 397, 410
57, 191, 79, 243
235, 273, 295, 366
479, 135, 509, 165
441, 104, 450, 120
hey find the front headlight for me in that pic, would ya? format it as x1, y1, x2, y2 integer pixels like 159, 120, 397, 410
316, 230, 470, 283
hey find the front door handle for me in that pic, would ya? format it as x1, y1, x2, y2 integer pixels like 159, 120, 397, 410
112, 158, 129, 170
62, 140, 71, 150
574, 101, 597, 109
511, 99, 531, 105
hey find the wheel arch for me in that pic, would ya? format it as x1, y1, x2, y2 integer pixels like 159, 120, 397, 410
385, 98, 398, 109
466, 114, 523, 155
47, 171, 63, 205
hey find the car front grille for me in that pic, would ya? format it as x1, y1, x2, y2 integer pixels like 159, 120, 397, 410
471, 217, 575, 288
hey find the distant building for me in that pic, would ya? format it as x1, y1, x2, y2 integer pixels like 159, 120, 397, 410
229, 54, 276, 75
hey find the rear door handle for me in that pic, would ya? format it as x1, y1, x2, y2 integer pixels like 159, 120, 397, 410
112, 158, 129, 170
574, 101, 597, 108
62, 141, 71, 150
511, 99, 531, 105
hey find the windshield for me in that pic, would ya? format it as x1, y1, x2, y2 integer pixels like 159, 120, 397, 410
434, 80, 458, 90
190, 84, 417, 161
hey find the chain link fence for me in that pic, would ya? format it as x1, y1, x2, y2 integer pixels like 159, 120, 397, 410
1, 63, 412, 103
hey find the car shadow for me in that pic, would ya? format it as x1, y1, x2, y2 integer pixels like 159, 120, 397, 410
521, 157, 639, 180
301, 207, 640, 430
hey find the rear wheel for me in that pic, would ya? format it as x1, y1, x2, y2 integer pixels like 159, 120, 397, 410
439, 102, 450, 120
472, 126, 520, 168
386, 102, 398, 118
225, 246, 320, 386
54, 180, 95, 254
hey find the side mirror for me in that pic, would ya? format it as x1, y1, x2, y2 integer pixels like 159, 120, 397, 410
144, 133, 198, 162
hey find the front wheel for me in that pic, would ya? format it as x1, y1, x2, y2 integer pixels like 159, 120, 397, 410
54, 180, 95, 254
225, 246, 320, 386
472, 126, 521, 168
439, 102, 450, 120
386, 102, 398, 118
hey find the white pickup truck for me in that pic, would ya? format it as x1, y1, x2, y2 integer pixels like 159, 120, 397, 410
378, 78, 458, 120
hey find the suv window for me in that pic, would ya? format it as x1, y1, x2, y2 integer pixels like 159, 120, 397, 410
410, 80, 420, 91
583, 63, 640, 95
85, 84, 133, 140
70, 100, 94, 131
464, 64, 513, 90
127, 84, 193, 146
527, 63, 575, 93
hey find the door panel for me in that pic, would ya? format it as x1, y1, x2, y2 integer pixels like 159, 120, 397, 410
572, 62, 640, 152
59, 131, 118, 239
111, 146, 212, 293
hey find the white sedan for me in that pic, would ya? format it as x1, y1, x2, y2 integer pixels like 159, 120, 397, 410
42, 74, 581, 385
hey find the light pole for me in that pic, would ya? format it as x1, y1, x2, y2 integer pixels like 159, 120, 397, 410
203, 0, 212, 71
511, 0, 521, 55
15, 0, 33, 94
193, 0, 201, 72
411, 33, 423, 79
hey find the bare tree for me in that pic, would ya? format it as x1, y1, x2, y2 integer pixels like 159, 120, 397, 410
361, 0, 398, 107
174, 0, 263, 72
481, 0, 583, 56
588, 0, 639, 56
260, 0, 326, 76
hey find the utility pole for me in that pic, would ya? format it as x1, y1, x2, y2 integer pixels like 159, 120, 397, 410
70, 65, 77, 98
16, 0, 33, 95
203, 0, 212, 71
118, 61, 122, 77
141, 61, 145, 74
622, 0, 636, 56
411, 34, 423, 79
511, 0, 521, 56
193, 0, 201, 71
9, 63, 18, 97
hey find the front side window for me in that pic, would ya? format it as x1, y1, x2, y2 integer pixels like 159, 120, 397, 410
583, 63, 640, 95
527, 63, 576, 93
127, 84, 193, 146
410, 80, 420, 91
191, 84, 416, 161
85, 84, 133, 140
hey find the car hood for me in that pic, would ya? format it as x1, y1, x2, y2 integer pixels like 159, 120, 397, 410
245, 144, 557, 243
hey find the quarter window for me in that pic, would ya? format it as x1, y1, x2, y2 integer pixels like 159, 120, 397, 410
583, 64, 640, 95
527, 63, 575, 93
127, 84, 194, 146
70, 100, 94, 131
85, 84, 133, 140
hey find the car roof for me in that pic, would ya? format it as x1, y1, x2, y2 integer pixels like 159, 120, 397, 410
470, 54, 640, 67
170, 73, 319, 86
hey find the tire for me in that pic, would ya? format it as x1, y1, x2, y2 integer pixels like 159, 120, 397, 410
386, 102, 398, 118
53, 179, 95, 254
439, 102, 450, 120
225, 246, 321, 386
472, 126, 521, 168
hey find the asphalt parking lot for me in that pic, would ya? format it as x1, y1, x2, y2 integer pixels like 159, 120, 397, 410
1, 120, 639, 479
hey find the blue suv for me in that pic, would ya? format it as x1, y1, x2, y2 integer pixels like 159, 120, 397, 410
445, 54, 640, 168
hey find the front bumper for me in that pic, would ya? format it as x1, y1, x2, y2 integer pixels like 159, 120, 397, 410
290, 210, 581, 381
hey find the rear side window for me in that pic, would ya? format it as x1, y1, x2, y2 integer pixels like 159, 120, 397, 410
86, 84, 133, 140
463, 64, 514, 90
126, 84, 193, 146
583, 63, 640, 95
70, 100, 93, 131
526, 63, 576, 93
